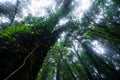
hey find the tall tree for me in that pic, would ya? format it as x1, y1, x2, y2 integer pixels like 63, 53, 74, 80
0, 0, 73, 80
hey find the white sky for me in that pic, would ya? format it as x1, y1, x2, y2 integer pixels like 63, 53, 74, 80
0, 0, 92, 23
71, 0, 92, 21
0, 0, 16, 4
26, 0, 57, 17
91, 40, 105, 55
57, 18, 69, 26
0, 15, 10, 23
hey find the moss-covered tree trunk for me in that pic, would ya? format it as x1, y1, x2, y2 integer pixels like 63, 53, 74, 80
0, 0, 73, 79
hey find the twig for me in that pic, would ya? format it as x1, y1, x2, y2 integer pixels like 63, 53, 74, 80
4, 45, 39, 80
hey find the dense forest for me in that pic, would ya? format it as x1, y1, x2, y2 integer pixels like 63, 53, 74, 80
0, 0, 120, 80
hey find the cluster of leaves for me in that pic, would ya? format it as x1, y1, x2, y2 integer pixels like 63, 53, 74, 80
0, 25, 32, 38
83, 26, 120, 43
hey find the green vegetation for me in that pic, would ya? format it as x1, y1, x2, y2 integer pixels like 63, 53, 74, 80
0, 25, 32, 38
0, 0, 120, 80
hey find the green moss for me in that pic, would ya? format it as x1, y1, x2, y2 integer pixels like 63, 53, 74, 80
0, 25, 32, 38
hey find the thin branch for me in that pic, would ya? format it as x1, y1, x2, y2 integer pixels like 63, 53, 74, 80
9, 0, 19, 26
4, 45, 39, 80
